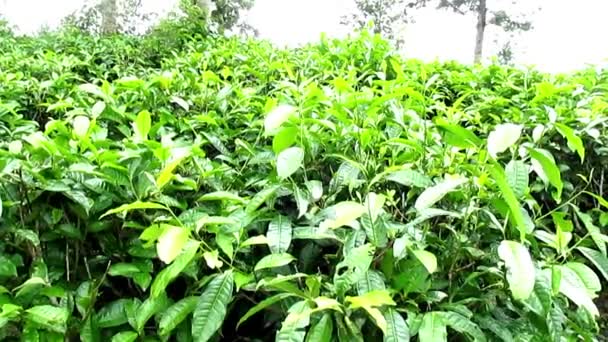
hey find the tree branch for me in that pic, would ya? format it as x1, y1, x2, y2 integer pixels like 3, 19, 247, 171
437, 0, 466, 15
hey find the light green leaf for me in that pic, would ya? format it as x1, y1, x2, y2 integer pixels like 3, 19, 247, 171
577, 247, 608, 282
528, 148, 563, 201
555, 123, 584, 162
192, 271, 234, 342
237, 293, 295, 328
305, 180, 324, 201
156, 226, 190, 264
276, 301, 311, 342
574, 209, 606, 255
435, 118, 482, 149
487, 123, 523, 158
265, 104, 297, 134
79, 83, 107, 99
313, 297, 342, 312
557, 265, 599, 316
498, 240, 535, 300
151, 241, 199, 297
532, 124, 545, 142
171, 96, 190, 111
157, 154, 189, 189
364, 192, 385, 222
0, 256, 17, 277
216, 233, 235, 260
196, 216, 238, 232
415, 175, 467, 211
159, 296, 198, 336
273, 126, 298, 154
320, 201, 366, 229
439, 312, 486, 342
139, 225, 164, 243
14, 277, 47, 298
73, 116, 90, 138
367, 307, 390, 334
334, 244, 375, 295
108, 263, 143, 278
100, 201, 168, 218
255, 253, 296, 272
386, 169, 432, 188
383, 308, 409, 342
277, 147, 304, 180
132, 273, 152, 291
356, 271, 386, 295
306, 313, 333, 342
362, 213, 387, 248
293, 185, 309, 218
564, 262, 601, 295
8, 140, 21, 154
234, 271, 254, 291
198, 191, 245, 204
91, 101, 106, 117
412, 250, 438, 274
346, 290, 394, 333
346, 290, 396, 309
419, 312, 447, 342
13, 229, 40, 246
25, 305, 69, 334
505, 160, 528, 198
133, 110, 151, 142
240, 235, 269, 248
203, 250, 223, 269
489, 163, 528, 240
267, 215, 293, 254
111, 331, 138, 342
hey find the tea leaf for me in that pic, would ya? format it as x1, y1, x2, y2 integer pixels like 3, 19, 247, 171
267, 215, 293, 254
415, 176, 467, 211
487, 123, 523, 158
498, 240, 535, 301
156, 226, 190, 264
254, 253, 296, 271
159, 296, 198, 336
419, 312, 447, 342
192, 271, 234, 342
277, 147, 304, 180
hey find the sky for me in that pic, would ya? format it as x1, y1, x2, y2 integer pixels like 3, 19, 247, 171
1, 0, 608, 72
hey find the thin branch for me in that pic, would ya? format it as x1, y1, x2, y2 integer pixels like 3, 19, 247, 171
438, 0, 466, 15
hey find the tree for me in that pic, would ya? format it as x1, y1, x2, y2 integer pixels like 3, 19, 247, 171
100, 0, 118, 34
62, 0, 154, 35
436, 0, 533, 63
341, 0, 428, 48
185, 0, 255, 34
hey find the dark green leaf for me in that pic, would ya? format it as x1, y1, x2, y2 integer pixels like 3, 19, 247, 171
192, 271, 234, 342
267, 215, 293, 254
159, 297, 198, 336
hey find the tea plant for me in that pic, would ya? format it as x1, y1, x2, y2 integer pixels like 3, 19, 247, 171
0, 21, 607, 341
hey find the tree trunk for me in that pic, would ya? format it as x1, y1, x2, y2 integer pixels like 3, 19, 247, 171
100, 0, 118, 34
473, 0, 487, 64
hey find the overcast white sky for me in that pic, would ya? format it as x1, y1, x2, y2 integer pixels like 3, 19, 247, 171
1, 0, 608, 72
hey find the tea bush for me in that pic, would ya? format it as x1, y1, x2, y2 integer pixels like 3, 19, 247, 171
0, 23, 607, 341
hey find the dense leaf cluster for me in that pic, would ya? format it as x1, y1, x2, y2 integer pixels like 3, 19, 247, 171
0, 22, 607, 341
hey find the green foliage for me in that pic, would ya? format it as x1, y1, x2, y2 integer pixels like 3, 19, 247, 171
0, 22, 606, 341
342, 0, 428, 48
62, 0, 156, 35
